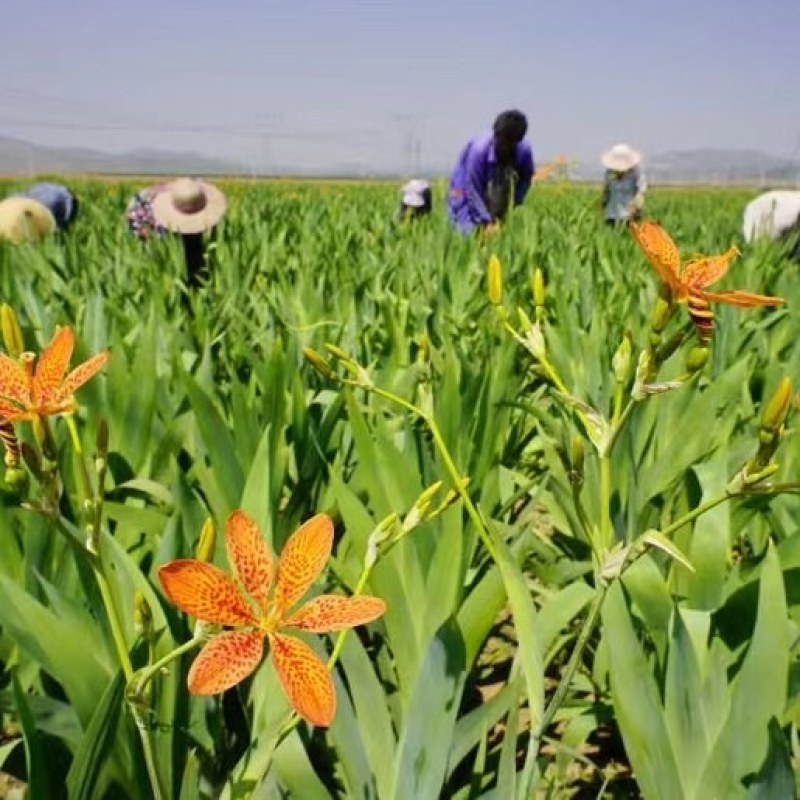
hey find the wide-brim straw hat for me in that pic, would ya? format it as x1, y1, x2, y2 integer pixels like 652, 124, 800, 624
151, 178, 227, 235
601, 143, 642, 172
0, 197, 57, 244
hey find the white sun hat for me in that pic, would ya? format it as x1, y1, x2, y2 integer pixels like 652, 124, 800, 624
0, 197, 57, 244
401, 179, 431, 207
601, 143, 642, 172
151, 178, 227, 234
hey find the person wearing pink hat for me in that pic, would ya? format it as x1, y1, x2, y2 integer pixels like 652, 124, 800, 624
146, 177, 227, 288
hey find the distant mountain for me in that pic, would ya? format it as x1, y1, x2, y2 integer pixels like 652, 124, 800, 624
0, 135, 245, 177
2, 135, 799, 184
572, 148, 800, 185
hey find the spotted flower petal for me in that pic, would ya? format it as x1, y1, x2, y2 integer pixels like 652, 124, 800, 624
269, 632, 335, 727
630, 221, 682, 293
285, 594, 386, 632
158, 559, 256, 626
0, 354, 30, 406
702, 289, 785, 308
55, 351, 109, 403
225, 510, 274, 612
274, 514, 334, 615
681, 247, 740, 290
188, 631, 264, 695
32, 327, 74, 405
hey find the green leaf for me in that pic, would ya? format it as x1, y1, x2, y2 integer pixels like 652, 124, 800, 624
390, 618, 467, 800
744, 719, 796, 800
12, 670, 52, 800
696, 543, 789, 798
603, 582, 683, 800
66, 669, 125, 800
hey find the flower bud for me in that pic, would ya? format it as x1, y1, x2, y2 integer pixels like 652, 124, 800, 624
762, 377, 792, 434
3, 466, 28, 496
651, 297, 672, 334
612, 335, 631, 384
195, 517, 216, 563
134, 592, 154, 641
324, 343, 352, 362
487, 255, 503, 306
303, 347, 334, 379
1, 305, 24, 357
532, 268, 546, 308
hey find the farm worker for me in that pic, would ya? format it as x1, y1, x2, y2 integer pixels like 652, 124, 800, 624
742, 190, 800, 262
600, 144, 647, 225
397, 179, 433, 221
13, 182, 79, 231
126, 182, 171, 240
0, 196, 56, 244
447, 109, 535, 235
150, 177, 227, 288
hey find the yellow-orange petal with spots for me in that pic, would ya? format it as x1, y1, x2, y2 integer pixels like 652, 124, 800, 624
55, 351, 109, 402
0, 399, 26, 421
225, 510, 274, 612
188, 630, 264, 694
0, 353, 29, 406
158, 559, 256, 626
284, 595, 386, 632
273, 514, 333, 615
629, 221, 682, 293
32, 327, 74, 404
702, 289, 785, 308
681, 247, 740, 290
269, 632, 335, 727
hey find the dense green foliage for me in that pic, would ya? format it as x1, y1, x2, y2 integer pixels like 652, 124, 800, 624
0, 178, 797, 799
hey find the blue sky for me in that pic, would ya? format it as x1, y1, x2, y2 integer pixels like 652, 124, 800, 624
1, 0, 798, 173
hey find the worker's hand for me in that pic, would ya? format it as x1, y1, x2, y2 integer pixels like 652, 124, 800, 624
483, 222, 501, 237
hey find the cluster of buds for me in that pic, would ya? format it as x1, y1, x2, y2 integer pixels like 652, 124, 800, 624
364, 479, 467, 570
303, 344, 373, 389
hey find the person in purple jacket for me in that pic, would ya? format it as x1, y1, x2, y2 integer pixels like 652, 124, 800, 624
447, 109, 535, 235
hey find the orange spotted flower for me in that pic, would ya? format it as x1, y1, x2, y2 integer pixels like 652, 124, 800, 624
630, 220, 784, 343
0, 326, 109, 422
158, 511, 386, 727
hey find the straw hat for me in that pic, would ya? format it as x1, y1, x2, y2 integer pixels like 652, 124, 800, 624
0, 197, 57, 244
601, 143, 642, 172
151, 178, 227, 235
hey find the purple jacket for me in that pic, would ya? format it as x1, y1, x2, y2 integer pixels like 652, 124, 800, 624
447, 133, 535, 232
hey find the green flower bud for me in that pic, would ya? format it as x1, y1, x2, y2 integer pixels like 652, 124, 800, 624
612, 335, 632, 383
762, 377, 792, 433
487, 254, 503, 306
1, 305, 24, 357
303, 347, 334, 379
532, 268, 546, 308
134, 592, 154, 641
652, 297, 672, 334
195, 517, 216, 563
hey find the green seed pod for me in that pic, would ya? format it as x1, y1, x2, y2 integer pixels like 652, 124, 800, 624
685, 346, 710, 374
487, 254, 503, 306
762, 377, 792, 433
2, 466, 28, 496
195, 517, 216, 563
0, 305, 24, 357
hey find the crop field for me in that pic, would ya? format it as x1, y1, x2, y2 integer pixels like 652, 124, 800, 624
0, 177, 798, 799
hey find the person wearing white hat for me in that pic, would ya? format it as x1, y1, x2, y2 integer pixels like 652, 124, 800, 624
742, 190, 800, 262
397, 179, 432, 221
600, 144, 647, 226
149, 177, 227, 288
0, 197, 57, 244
